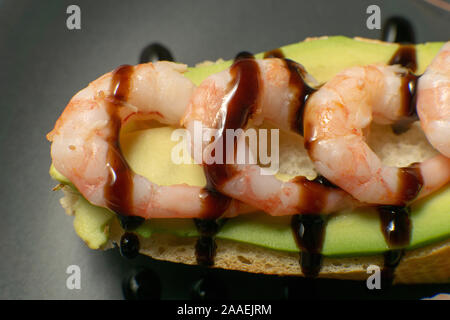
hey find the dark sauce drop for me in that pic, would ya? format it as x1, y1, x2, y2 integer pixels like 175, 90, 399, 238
119, 232, 140, 259
391, 71, 419, 135
264, 49, 315, 136
312, 175, 339, 189
397, 163, 423, 205
190, 275, 228, 300
220, 58, 261, 131
139, 43, 174, 64
388, 48, 419, 134
290, 176, 331, 214
378, 205, 412, 247
382, 16, 415, 44
111, 64, 133, 100
122, 267, 161, 300
199, 187, 232, 220
284, 59, 316, 136
291, 214, 327, 278
377, 205, 412, 285
385, 28, 419, 134
194, 217, 223, 236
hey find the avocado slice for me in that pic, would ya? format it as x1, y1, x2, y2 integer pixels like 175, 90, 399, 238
49, 36, 449, 256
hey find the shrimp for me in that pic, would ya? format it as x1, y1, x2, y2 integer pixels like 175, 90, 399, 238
303, 61, 450, 205
417, 42, 450, 157
182, 57, 357, 215
47, 62, 254, 219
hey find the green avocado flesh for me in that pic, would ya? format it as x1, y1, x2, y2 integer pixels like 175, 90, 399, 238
49, 36, 450, 256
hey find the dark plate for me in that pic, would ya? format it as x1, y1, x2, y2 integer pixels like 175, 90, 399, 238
0, 0, 449, 300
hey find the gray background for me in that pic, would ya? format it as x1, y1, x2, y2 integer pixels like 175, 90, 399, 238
0, 0, 449, 299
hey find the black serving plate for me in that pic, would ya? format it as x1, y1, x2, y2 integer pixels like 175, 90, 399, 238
0, 0, 449, 300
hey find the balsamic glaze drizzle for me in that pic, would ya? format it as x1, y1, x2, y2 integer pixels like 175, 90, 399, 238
379, 19, 419, 283
264, 54, 328, 276
202, 51, 324, 272
377, 205, 412, 284
381, 63, 422, 283
194, 52, 320, 267
200, 52, 259, 215
194, 53, 260, 266
113, 44, 173, 258
202, 58, 260, 180
104, 65, 136, 221
106, 65, 145, 259
289, 175, 338, 277
103, 64, 147, 259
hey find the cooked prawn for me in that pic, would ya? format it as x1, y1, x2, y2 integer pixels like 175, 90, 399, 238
47, 62, 253, 219
182, 58, 357, 215
417, 42, 450, 157
304, 62, 450, 205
